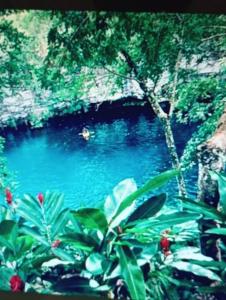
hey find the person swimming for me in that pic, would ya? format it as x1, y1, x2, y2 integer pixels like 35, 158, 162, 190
80, 127, 90, 140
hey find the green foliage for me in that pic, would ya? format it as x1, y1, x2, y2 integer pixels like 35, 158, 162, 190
0, 169, 222, 298
176, 75, 225, 169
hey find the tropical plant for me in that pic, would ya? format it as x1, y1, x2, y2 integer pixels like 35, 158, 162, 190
0, 169, 222, 299
178, 171, 226, 297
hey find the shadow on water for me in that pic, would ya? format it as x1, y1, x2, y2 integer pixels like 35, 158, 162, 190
2, 108, 198, 209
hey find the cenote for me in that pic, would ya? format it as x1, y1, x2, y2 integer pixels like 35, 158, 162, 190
2, 105, 197, 208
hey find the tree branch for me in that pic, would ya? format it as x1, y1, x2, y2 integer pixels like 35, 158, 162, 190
102, 66, 141, 84
202, 33, 226, 42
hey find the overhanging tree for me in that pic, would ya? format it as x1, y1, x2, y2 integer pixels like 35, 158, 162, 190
44, 11, 225, 196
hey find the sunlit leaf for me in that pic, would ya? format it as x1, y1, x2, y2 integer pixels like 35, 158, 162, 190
72, 208, 108, 233
112, 169, 179, 225
104, 178, 137, 227
171, 261, 221, 281
85, 253, 105, 275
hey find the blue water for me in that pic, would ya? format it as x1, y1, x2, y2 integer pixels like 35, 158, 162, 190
3, 112, 197, 209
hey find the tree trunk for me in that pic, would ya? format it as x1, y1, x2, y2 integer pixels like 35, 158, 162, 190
146, 94, 187, 197
197, 105, 226, 260
120, 50, 187, 196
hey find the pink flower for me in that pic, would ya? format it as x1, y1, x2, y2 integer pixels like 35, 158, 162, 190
51, 240, 61, 248
10, 275, 25, 292
37, 193, 44, 205
5, 188, 13, 205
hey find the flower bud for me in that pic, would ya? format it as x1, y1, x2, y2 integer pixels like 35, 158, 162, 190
160, 237, 170, 251
10, 275, 25, 292
51, 239, 61, 248
5, 188, 13, 205
37, 193, 44, 205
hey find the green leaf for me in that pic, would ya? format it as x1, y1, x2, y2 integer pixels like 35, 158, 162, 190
0, 220, 18, 252
178, 196, 226, 222
0, 220, 18, 241
127, 193, 166, 223
209, 171, 226, 213
16, 207, 44, 230
111, 169, 179, 225
116, 245, 146, 300
51, 208, 70, 238
104, 178, 137, 226
20, 226, 49, 247
0, 236, 15, 252
205, 227, 226, 236
0, 267, 14, 291
60, 233, 98, 252
30, 254, 55, 268
47, 193, 65, 225
72, 208, 108, 233
52, 248, 75, 263
16, 235, 34, 258
23, 194, 41, 211
170, 261, 221, 282
126, 212, 201, 232
85, 253, 105, 275
174, 247, 213, 261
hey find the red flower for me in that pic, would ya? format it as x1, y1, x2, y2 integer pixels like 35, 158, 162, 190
5, 188, 13, 205
51, 239, 61, 248
10, 275, 25, 292
160, 237, 170, 251
37, 193, 44, 205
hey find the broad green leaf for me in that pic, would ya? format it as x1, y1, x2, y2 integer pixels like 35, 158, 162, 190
126, 212, 201, 233
104, 178, 137, 226
170, 261, 221, 282
205, 227, 226, 236
209, 171, 226, 214
153, 212, 201, 228
52, 248, 75, 263
29, 254, 55, 268
20, 226, 49, 247
16, 235, 34, 258
174, 247, 213, 261
189, 259, 226, 270
0, 220, 18, 251
0, 220, 18, 240
0, 236, 15, 252
72, 208, 108, 233
60, 232, 98, 252
111, 169, 179, 225
178, 196, 225, 222
85, 253, 105, 275
51, 208, 70, 238
116, 245, 146, 300
127, 193, 166, 223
